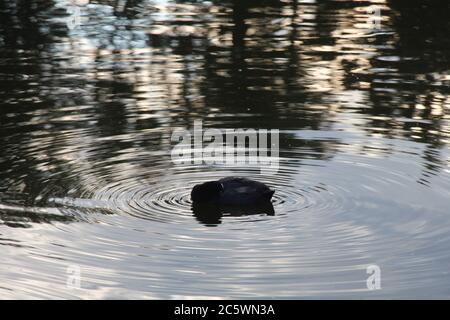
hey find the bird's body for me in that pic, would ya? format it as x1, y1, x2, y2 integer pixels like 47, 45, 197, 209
191, 177, 275, 206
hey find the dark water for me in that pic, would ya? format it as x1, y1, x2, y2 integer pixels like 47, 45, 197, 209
1, 0, 450, 299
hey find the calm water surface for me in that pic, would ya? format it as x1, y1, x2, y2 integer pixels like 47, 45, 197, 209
0, 0, 450, 298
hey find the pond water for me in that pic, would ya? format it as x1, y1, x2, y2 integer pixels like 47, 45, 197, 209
0, 0, 449, 299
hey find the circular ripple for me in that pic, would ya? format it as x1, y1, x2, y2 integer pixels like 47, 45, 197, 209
88, 168, 306, 223
80, 161, 363, 227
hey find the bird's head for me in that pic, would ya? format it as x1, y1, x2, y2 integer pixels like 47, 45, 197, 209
191, 181, 224, 203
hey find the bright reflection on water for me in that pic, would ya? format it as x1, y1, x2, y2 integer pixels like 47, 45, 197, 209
0, 0, 450, 298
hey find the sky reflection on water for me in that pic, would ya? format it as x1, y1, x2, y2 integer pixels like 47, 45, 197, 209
0, 0, 450, 299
